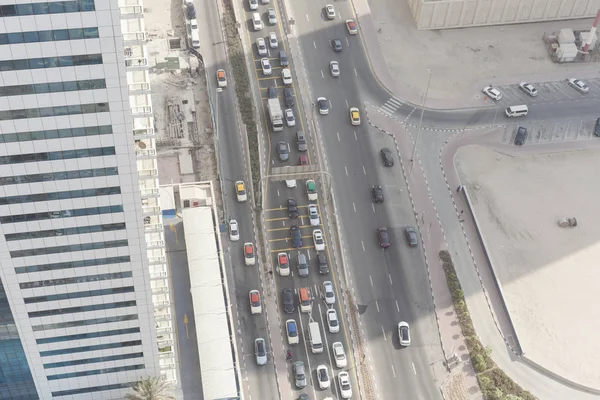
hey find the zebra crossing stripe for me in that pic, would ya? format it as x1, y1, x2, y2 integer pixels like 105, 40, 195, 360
387, 97, 402, 107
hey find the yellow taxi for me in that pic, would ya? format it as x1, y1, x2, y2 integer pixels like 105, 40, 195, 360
235, 180, 247, 202
349, 107, 361, 126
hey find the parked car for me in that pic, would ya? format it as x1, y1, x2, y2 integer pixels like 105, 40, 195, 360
283, 88, 294, 107
308, 204, 320, 226
567, 78, 589, 93
313, 229, 325, 251
290, 225, 303, 247
261, 58, 272, 75
514, 126, 528, 146
287, 198, 298, 218
268, 31, 278, 48
518, 82, 538, 97
256, 38, 268, 56
267, 8, 277, 24
482, 86, 502, 100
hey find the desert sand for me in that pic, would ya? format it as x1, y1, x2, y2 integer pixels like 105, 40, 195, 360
455, 145, 600, 389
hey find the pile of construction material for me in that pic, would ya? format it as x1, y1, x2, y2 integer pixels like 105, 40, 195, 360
544, 28, 598, 63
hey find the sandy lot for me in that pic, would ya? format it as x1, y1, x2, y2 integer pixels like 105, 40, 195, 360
455, 145, 600, 388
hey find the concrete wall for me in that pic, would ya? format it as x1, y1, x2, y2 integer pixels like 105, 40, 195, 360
407, 0, 600, 30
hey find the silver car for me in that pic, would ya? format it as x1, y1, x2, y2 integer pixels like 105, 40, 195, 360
267, 8, 277, 25
294, 361, 307, 388
255, 338, 267, 365
330, 61, 340, 77
297, 253, 309, 277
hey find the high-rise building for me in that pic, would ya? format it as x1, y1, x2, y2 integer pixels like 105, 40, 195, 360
0, 1, 175, 398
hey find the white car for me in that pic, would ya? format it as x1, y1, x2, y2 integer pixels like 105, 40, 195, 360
286, 319, 299, 344
338, 371, 352, 399
308, 204, 319, 226
268, 32, 278, 48
286, 179, 296, 188
323, 281, 335, 305
325, 4, 335, 19
249, 290, 262, 314
261, 58, 272, 75
248, 0, 258, 10
256, 38, 267, 56
518, 82, 538, 97
398, 321, 411, 346
229, 219, 239, 241
317, 97, 329, 115
326, 309, 339, 333
332, 342, 347, 368
482, 86, 502, 101
277, 252, 290, 276
244, 242, 256, 266
235, 180, 247, 202
313, 229, 325, 251
285, 108, 295, 127
255, 338, 267, 365
567, 78, 589, 93
267, 7, 277, 25
281, 68, 292, 85
316, 364, 330, 389
330, 60, 340, 77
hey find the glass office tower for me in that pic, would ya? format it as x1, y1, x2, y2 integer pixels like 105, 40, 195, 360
0, 0, 175, 398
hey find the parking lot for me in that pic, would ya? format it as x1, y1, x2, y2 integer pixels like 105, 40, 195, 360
501, 117, 599, 146
488, 78, 600, 106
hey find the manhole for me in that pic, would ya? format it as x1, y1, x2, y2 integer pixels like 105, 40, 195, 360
169, 38, 182, 50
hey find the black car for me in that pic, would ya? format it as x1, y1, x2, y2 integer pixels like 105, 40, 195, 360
332, 38, 342, 52
405, 227, 418, 247
594, 118, 600, 137
284, 88, 294, 107
372, 185, 384, 203
277, 141, 289, 161
268, 86, 277, 99
514, 127, 527, 146
279, 50, 289, 67
287, 198, 299, 218
282, 288, 295, 313
380, 148, 394, 167
290, 225, 303, 248
377, 227, 390, 248
317, 253, 329, 274
185, 3, 196, 19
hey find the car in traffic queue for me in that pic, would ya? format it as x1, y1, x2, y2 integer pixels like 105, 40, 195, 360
405, 227, 418, 247
346, 19, 358, 35
308, 204, 320, 226
256, 37, 267, 56
249, 289, 262, 314
372, 185, 384, 203
287, 198, 299, 218
277, 252, 290, 276
326, 309, 339, 333
255, 338, 267, 365
332, 342, 347, 368
261, 57, 272, 75
244, 242, 256, 265
229, 219, 239, 241
323, 281, 335, 305
338, 371, 353, 399
286, 319, 299, 344
267, 7, 277, 24
297, 253, 309, 277
216, 69, 227, 88
313, 229, 325, 251
235, 180, 247, 202
282, 288, 295, 313
290, 225, 303, 248
298, 154, 308, 165
306, 179, 318, 200
317, 365, 331, 389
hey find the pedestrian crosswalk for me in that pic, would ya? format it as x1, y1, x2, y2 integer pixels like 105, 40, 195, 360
379, 97, 403, 115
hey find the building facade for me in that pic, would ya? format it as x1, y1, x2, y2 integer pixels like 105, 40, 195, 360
407, 0, 600, 30
0, 0, 175, 398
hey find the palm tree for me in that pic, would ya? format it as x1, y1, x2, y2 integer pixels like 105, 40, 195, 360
125, 376, 175, 400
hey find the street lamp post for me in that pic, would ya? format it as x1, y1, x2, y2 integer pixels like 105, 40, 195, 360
410, 69, 433, 169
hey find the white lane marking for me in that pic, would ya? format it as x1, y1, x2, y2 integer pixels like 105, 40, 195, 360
391, 365, 396, 378
344, 166, 348, 176
345, 37, 350, 47
375, 300, 379, 312
277, 189, 280, 196
338, 12, 341, 19
396, 300, 400, 312
371, 203, 375, 213
362, 165, 366, 175
336, 132, 340, 141
389, 273, 393, 285
307, 251, 311, 260
321, 70, 324, 78
382, 326, 387, 341
282, 220, 286, 227
329, 99, 333, 110
272, 159, 275, 164
361, 241, 365, 251
412, 363, 417, 375
369, 275, 373, 286
353, 131, 357, 140
313, 41, 316, 49
352, 202, 356, 212
354, 68, 358, 76
345, 99, 349, 108
306, 14, 310, 22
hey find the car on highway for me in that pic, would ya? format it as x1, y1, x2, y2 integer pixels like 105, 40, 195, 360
308, 204, 320, 226
518, 82, 538, 97
326, 309, 339, 333
268, 31, 278, 48
286, 319, 299, 344
330, 60, 340, 77
294, 361, 307, 388
286, 179, 296, 188
306, 180, 318, 200
346, 19, 358, 35
283, 88, 294, 107
235, 181, 247, 202
287, 198, 298, 218
267, 85, 277, 99
277, 141, 289, 161
252, 12, 263, 31
338, 371, 352, 398
405, 227, 418, 247
514, 126, 527, 146
249, 290, 262, 314
350, 107, 361, 125
567, 78, 589, 93
256, 37, 267, 55
216, 69, 227, 88
185, 2, 196, 19
229, 219, 239, 241
380, 148, 394, 167
317, 365, 330, 389
260, 58, 272, 75
248, 0, 258, 10
282, 288, 295, 313
297, 253, 309, 277
313, 229, 325, 251
260, 0, 269, 4
595, 118, 600, 137
254, 338, 267, 365
277, 252, 290, 276
279, 50, 289, 66
296, 131, 307, 151
282, 68, 292, 85
323, 281, 335, 305
318, 253, 329, 274
298, 154, 308, 165
371, 185, 384, 203
244, 242, 256, 265
482, 86, 502, 101
377, 227, 390, 249
398, 321, 411, 346
332, 38, 343, 52
267, 7, 277, 24
317, 97, 329, 115
290, 225, 303, 247
332, 342, 347, 368
284, 108, 295, 126
325, 4, 335, 19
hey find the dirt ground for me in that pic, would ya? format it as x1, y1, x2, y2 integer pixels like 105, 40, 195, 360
366, 0, 598, 107
454, 145, 600, 388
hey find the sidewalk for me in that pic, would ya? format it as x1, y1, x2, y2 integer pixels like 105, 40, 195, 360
365, 104, 483, 400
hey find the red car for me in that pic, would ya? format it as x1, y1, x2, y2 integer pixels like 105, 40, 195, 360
299, 154, 308, 165
377, 227, 390, 249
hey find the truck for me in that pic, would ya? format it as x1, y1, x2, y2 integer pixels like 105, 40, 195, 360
267, 98, 284, 132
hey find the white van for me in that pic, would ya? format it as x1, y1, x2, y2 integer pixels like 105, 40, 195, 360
189, 28, 200, 49
252, 13, 263, 31
308, 322, 323, 354
505, 104, 528, 117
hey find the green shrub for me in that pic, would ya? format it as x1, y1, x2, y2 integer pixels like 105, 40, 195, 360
473, 354, 487, 373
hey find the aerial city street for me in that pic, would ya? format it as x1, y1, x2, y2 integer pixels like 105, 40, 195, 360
183, 0, 600, 398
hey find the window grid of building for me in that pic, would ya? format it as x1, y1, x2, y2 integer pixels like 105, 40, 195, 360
52, 382, 136, 398
15, 255, 131, 274
43, 352, 144, 369
40, 339, 142, 357
22, 272, 133, 290
0, 125, 112, 144
0, 1, 95, 17
11, 239, 129, 258
6, 222, 126, 241
0, 78, 106, 97
0, 102, 109, 121
0, 186, 121, 206
0, 54, 102, 71
0, 167, 118, 187
25, 286, 134, 304
47, 364, 145, 380
33, 315, 140, 332
0, 27, 99, 45
0, 146, 115, 165
36, 327, 141, 345
29, 299, 137, 318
